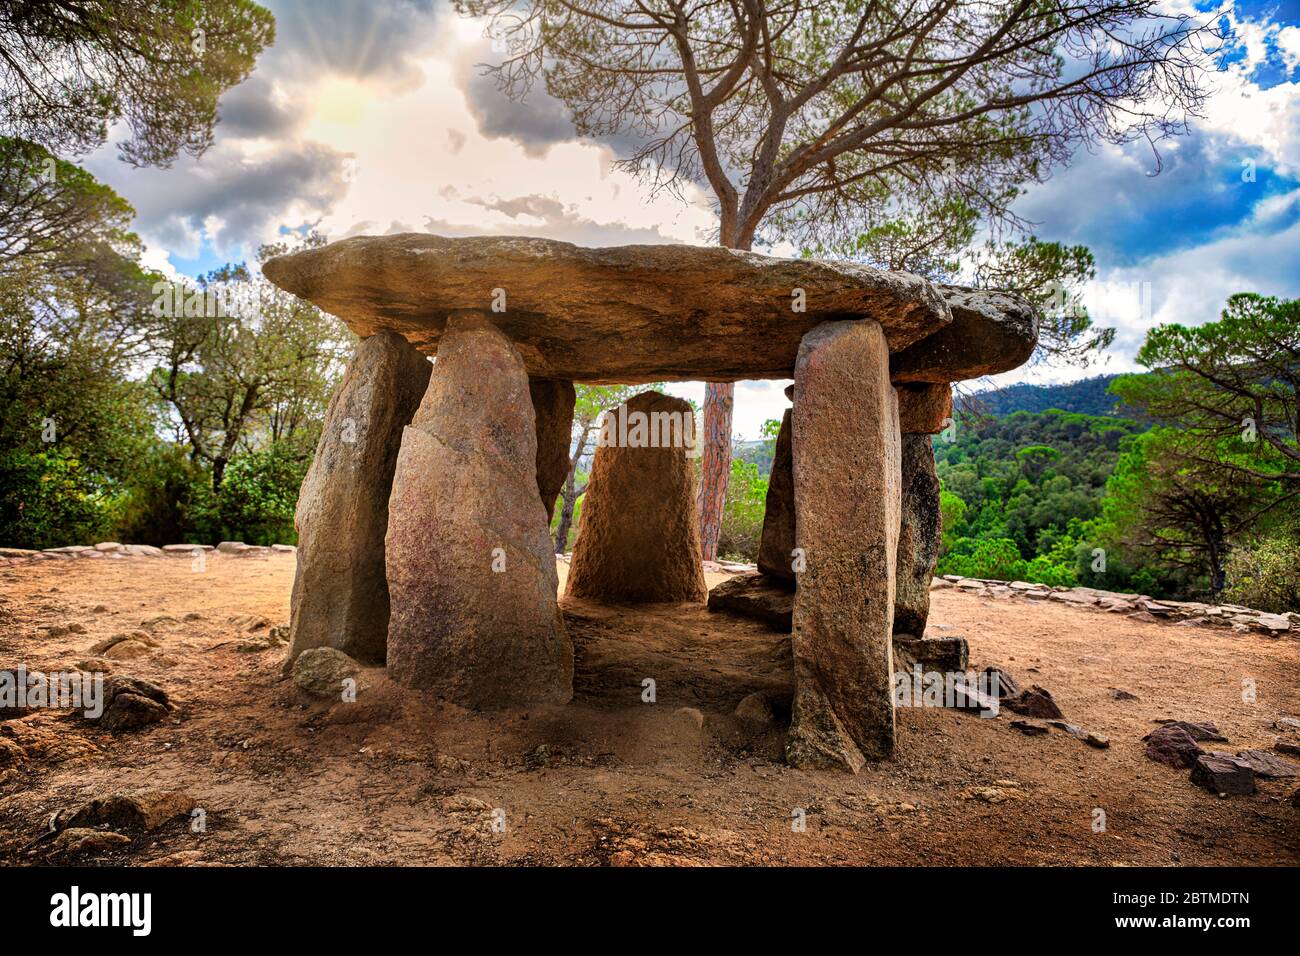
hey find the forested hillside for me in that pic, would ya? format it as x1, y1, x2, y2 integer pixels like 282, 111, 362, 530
959, 374, 1141, 417
935, 410, 1147, 589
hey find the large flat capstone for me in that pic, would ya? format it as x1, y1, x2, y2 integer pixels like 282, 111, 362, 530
262, 234, 964, 384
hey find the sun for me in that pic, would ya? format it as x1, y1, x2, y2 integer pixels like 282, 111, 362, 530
306, 78, 373, 142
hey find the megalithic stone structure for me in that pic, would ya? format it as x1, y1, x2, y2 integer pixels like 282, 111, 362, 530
385, 314, 573, 707
566, 391, 708, 603
262, 234, 1041, 768
287, 329, 431, 667
785, 320, 901, 772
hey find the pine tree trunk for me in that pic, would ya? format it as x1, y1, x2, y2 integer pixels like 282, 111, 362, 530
696, 232, 750, 561
555, 480, 577, 554
696, 381, 734, 561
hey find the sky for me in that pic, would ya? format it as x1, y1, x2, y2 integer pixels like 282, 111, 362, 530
82, 0, 1300, 439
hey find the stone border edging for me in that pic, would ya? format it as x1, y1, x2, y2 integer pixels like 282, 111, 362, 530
0, 541, 296, 566
931, 575, 1296, 635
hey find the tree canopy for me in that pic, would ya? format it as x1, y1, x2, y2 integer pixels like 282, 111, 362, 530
0, 0, 274, 166
459, 0, 1216, 250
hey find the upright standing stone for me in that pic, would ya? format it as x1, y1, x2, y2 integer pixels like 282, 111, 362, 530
894, 434, 942, 637
529, 378, 576, 521
566, 391, 708, 603
385, 314, 572, 707
896, 382, 952, 435
786, 320, 900, 772
756, 407, 795, 582
288, 330, 430, 667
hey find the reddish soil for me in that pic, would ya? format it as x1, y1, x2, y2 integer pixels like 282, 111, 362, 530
1, 553, 1297, 866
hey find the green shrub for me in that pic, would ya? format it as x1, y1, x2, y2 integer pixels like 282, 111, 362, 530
717, 459, 769, 561
188, 446, 305, 545
0, 449, 115, 549
1224, 535, 1300, 613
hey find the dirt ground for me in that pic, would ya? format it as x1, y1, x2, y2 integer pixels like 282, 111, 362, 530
1, 552, 1297, 866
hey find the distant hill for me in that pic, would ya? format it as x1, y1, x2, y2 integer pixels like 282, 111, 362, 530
958, 374, 1144, 419
735, 438, 774, 474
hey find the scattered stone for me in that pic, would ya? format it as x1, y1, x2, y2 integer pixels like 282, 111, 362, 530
1189, 754, 1256, 796
0, 737, 27, 768
1110, 688, 1140, 701
1011, 719, 1049, 736
734, 692, 776, 728
51, 828, 131, 855
982, 666, 1020, 699
216, 541, 248, 554
93, 542, 123, 552
964, 786, 1018, 804
140, 850, 208, 867
1, 714, 100, 763
1049, 720, 1086, 737
271, 543, 296, 553
1234, 749, 1300, 779
946, 680, 1000, 713
706, 572, 793, 631
674, 706, 705, 731
1144, 725, 1205, 769
56, 789, 196, 832
1273, 740, 1300, 758
566, 391, 708, 603
441, 794, 491, 814
893, 635, 968, 672
431, 752, 472, 774
103, 639, 151, 660
1274, 717, 1300, 733
291, 647, 365, 699
99, 693, 169, 733
1152, 720, 1227, 743
103, 675, 170, 708
1005, 685, 1064, 720
163, 544, 210, 553
89, 675, 173, 733
88, 631, 155, 654
1085, 732, 1110, 749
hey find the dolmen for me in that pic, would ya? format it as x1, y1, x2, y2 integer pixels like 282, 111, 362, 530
263, 234, 1038, 772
